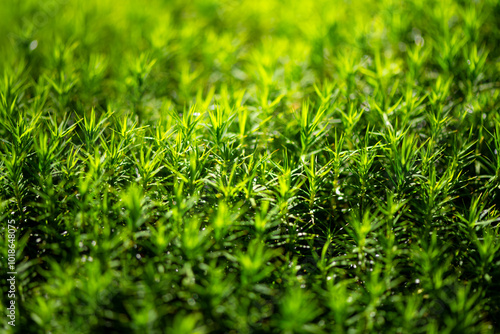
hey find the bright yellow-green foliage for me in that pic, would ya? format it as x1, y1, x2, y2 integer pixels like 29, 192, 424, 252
1, 0, 500, 333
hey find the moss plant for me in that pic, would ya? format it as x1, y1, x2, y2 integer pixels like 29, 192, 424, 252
1, 0, 500, 333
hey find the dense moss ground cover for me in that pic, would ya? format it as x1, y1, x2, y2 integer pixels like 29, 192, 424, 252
1, 0, 500, 332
